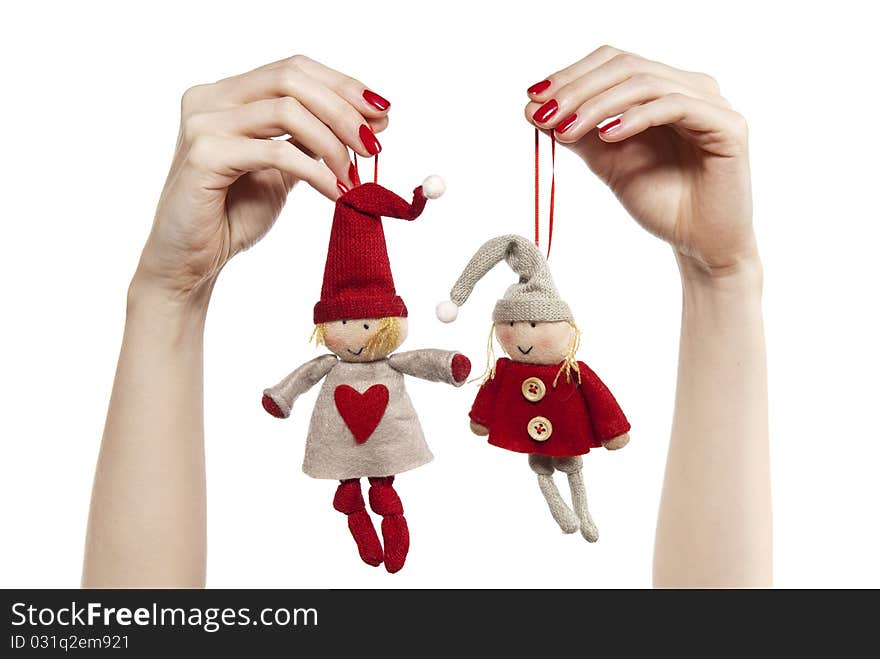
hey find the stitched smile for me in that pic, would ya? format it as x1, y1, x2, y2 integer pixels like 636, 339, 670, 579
517, 346, 533, 355
347, 347, 365, 356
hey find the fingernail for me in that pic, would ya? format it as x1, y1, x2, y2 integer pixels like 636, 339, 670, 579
348, 162, 361, 187
556, 114, 578, 134
363, 89, 391, 111
337, 179, 349, 195
599, 118, 622, 135
527, 80, 551, 95
532, 99, 558, 123
359, 124, 381, 155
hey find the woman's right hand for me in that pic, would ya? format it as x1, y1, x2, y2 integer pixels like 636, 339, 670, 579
135, 55, 391, 301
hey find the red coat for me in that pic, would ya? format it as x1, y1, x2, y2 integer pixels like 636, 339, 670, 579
469, 358, 630, 457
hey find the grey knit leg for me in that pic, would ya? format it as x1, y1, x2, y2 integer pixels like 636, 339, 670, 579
555, 457, 598, 543
528, 455, 579, 534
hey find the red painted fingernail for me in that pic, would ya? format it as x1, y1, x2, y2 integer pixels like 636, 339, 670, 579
363, 89, 391, 111
599, 118, 622, 134
556, 114, 578, 134
337, 179, 349, 195
348, 162, 361, 187
532, 99, 558, 123
527, 80, 551, 95
359, 124, 381, 155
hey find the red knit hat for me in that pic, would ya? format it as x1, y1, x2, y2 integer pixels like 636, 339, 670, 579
313, 176, 445, 324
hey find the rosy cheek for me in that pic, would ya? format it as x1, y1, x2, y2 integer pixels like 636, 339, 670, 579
537, 337, 554, 350
497, 329, 513, 344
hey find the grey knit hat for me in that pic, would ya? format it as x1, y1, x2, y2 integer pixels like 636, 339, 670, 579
436, 234, 573, 323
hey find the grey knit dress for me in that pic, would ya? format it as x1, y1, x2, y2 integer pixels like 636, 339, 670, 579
264, 349, 463, 480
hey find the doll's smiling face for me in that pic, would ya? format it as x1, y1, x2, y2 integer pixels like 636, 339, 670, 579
322, 317, 408, 362
495, 320, 574, 365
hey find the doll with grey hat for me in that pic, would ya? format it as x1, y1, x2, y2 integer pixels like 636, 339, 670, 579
437, 234, 630, 542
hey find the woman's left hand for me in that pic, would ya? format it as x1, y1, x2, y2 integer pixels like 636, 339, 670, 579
525, 46, 756, 279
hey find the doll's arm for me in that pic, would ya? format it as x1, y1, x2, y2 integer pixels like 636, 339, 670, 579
388, 349, 471, 386
262, 354, 338, 418
578, 362, 632, 447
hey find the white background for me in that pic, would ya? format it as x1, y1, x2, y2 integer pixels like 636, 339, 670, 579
1, 0, 878, 588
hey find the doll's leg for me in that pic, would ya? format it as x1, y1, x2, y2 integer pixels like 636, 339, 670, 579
333, 479, 383, 567
528, 454, 580, 534
368, 476, 410, 574
554, 457, 599, 543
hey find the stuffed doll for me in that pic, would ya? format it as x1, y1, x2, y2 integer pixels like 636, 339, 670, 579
436, 234, 630, 542
262, 177, 471, 573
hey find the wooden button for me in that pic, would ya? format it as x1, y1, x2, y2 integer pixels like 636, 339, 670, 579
521, 377, 546, 402
527, 416, 553, 441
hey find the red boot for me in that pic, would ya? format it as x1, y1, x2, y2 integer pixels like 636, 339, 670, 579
368, 476, 410, 574
333, 479, 382, 567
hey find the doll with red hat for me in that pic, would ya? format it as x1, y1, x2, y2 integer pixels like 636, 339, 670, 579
437, 235, 630, 542
262, 176, 471, 573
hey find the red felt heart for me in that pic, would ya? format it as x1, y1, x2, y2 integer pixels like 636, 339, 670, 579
334, 384, 389, 444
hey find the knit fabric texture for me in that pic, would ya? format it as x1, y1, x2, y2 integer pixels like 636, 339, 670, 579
447, 234, 573, 323
264, 350, 465, 480
314, 183, 429, 324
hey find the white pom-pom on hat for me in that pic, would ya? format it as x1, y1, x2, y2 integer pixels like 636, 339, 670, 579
436, 300, 459, 323
421, 175, 445, 199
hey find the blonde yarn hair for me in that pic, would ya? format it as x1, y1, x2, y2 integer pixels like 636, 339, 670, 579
476, 321, 582, 387
311, 317, 402, 360
552, 322, 582, 387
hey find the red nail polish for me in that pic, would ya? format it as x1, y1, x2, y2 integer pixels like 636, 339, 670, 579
599, 118, 622, 134
359, 124, 381, 155
528, 80, 551, 95
348, 162, 361, 187
556, 114, 578, 133
363, 90, 390, 111
533, 99, 558, 123
337, 179, 349, 195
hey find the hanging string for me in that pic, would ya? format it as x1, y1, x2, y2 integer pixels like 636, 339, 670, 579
547, 132, 556, 258
352, 152, 360, 185
373, 153, 379, 184
534, 129, 540, 249
533, 128, 557, 259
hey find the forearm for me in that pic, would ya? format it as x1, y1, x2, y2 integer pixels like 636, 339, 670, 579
82, 277, 212, 587
653, 258, 771, 587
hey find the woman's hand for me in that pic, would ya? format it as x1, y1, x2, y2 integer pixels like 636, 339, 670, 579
525, 45, 756, 281
135, 55, 391, 300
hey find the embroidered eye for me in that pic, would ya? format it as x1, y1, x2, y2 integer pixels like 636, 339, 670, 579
509, 322, 514, 327
341, 320, 347, 325
363, 324, 370, 330
530, 322, 536, 328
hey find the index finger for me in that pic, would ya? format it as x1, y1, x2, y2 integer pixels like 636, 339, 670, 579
526, 44, 624, 101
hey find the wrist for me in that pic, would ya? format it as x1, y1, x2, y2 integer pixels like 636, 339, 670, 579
676, 250, 763, 301
126, 270, 212, 341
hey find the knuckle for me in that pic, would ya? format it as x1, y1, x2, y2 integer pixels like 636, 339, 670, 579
328, 140, 350, 166
275, 67, 300, 93
270, 138, 292, 160
595, 44, 620, 58
180, 114, 203, 142
187, 136, 214, 169
286, 54, 310, 70
275, 95, 299, 120
180, 84, 206, 115
611, 52, 639, 71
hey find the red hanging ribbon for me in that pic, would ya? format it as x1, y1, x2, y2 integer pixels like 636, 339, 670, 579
534, 128, 556, 258
534, 129, 540, 249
